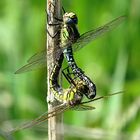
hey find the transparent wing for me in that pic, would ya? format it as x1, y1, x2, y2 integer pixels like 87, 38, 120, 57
8, 111, 49, 134
73, 15, 126, 51
15, 58, 47, 74
8, 104, 68, 134
7, 104, 95, 134
27, 50, 46, 63
15, 16, 125, 74
71, 104, 95, 111
80, 91, 123, 105
71, 91, 123, 111
7, 91, 123, 133
15, 48, 62, 74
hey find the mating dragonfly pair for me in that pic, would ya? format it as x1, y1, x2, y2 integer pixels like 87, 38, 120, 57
10, 9, 125, 133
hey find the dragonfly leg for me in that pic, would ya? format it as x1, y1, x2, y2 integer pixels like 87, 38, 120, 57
62, 65, 75, 76
54, 17, 63, 22
64, 66, 79, 81
66, 74, 77, 87
62, 68, 73, 85
46, 29, 60, 38
62, 6, 66, 14
46, 2, 63, 38
47, 13, 61, 26
62, 66, 78, 86
46, 12, 61, 38
62, 66, 69, 72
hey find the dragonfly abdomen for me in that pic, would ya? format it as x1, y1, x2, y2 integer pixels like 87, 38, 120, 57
63, 46, 96, 99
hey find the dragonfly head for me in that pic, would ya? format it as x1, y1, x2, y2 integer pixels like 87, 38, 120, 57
63, 12, 78, 25
77, 80, 96, 99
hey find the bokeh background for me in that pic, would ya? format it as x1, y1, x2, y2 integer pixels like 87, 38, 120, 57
0, 0, 140, 140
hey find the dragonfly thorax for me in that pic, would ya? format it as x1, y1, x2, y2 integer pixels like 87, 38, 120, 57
61, 13, 80, 49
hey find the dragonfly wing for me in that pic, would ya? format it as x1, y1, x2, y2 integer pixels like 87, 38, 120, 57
15, 59, 47, 74
71, 104, 95, 111
27, 48, 63, 63
73, 15, 126, 52
8, 104, 68, 133
15, 47, 63, 74
27, 50, 46, 63
8, 111, 50, 133
71, 91, 124, 111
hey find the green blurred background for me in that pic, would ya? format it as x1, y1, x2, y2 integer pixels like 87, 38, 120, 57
0, 0, 140, 140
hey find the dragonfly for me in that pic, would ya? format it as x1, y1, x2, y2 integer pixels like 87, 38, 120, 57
7, 91, 123, 134
15, 12, 125, 100
60, 12, 96, 99
14, 14, 125, 74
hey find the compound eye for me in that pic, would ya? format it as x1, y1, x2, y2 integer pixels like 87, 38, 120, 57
71, 15, 77, 20
72, 17, 78, 24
